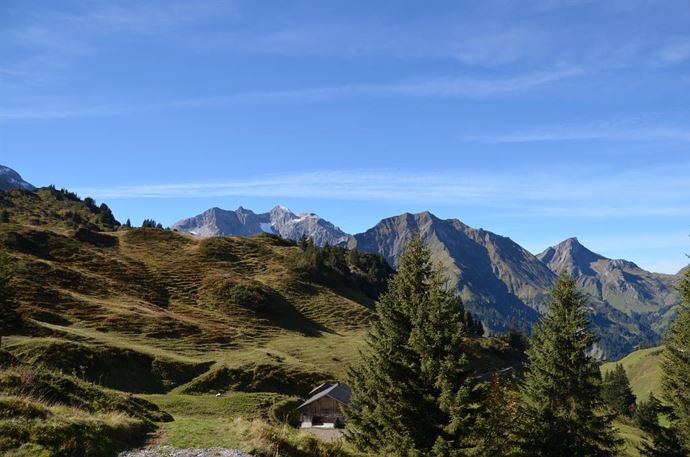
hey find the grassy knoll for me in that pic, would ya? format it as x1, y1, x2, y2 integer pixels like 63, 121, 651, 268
0, 349, 169, 456
602, 346, 664, 401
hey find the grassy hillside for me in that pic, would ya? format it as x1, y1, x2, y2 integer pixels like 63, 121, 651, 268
0, 349, 169, 456
0, 188, 533, 455
601, 346, 664, 402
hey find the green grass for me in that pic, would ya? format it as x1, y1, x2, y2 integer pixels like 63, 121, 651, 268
136, 397, 362, 457
141, 392, 283, 418
614, 420, 646, 457
602, 346, 664, 401
139, 392, 283, 450
0, 350, 167, 456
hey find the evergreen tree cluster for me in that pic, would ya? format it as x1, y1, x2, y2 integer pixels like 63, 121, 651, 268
346, 237, 482, 456
46, 184, 80, 202
81, 196, 119, 227
141, 219, 164, 229
635, 395, 686, 457
297, 236, 392, 298
601, 364, 636, 417
346, 238, 622, 457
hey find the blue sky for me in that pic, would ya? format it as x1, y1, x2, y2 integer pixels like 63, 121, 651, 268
1, 0, 689, 273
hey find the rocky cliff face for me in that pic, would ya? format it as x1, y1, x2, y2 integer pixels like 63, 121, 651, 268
268, 206, 350, 246
349, 213, 685, 359
0, 165, 35, 191
172, 207, 265, 237
173, 205, 349, 246
538, 237, 678, 316
349, 211, 553, 331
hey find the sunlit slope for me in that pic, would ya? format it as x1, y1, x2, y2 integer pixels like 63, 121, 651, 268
601, 346, 664, 401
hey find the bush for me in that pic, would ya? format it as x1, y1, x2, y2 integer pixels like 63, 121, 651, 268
203, 277, 273, 312
236, 418, 356, 457
180, 362, 328, 396
268, 396, 302, 427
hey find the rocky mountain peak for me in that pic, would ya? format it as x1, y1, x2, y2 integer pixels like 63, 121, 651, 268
173, 205, 349, 246
538, 237, 606, 273
0, 165, 35, 191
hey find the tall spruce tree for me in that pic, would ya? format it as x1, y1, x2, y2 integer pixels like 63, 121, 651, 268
346, 237, 480, 456
660, 268, 690, 452
0, 248, 19, 349
602, 364, 636, 417
518, 274, 620, 457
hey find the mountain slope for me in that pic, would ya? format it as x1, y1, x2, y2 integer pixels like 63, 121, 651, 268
349, 212, 550, 331
538, 238, 680, 334
173, 205, 349, 246
349, 212, 678, 359
0, 165, 35, 190
601, 346, 664, 401
1, 188, 518, 393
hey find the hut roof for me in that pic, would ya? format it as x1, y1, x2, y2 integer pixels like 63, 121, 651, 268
297, 382, 352, 409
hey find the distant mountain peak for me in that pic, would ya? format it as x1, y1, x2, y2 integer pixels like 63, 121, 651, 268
0, 165, 35, 191
538, 237, 606, 269
173, 205, 350, 246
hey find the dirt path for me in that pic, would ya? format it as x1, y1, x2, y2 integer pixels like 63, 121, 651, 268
302, 428, 344, 442
120, 447, 252, 457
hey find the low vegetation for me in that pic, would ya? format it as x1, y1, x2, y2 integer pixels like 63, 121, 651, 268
0, 349, 169, 456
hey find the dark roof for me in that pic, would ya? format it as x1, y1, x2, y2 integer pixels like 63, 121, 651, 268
297, 382, 352, 409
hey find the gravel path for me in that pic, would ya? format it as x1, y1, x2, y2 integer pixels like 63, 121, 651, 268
120, 446, 253, 457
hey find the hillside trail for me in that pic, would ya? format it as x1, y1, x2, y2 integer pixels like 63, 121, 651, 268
119, 446, 252, 457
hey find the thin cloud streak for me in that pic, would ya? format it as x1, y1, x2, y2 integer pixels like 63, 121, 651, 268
73, 168, 690, 218
0, 68, 581, 121
466, 123, 690, 143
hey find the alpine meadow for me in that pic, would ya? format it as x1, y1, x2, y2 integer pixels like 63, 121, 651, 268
2, 1, 690, 456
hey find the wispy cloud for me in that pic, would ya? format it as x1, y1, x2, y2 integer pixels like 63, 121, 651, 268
73, 166, 690, 219
465, 121, 690, 143
0, 67, 582, 121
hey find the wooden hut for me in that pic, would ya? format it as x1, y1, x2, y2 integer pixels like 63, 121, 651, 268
297, 381, 351, 428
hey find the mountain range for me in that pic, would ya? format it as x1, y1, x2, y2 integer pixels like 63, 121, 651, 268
173, 205, 349, 246
0, 164, 685, 359
175, 205, 687, 359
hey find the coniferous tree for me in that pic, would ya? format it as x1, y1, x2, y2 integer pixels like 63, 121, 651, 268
660, 268, 690, 452
635, 395, 685, 457
346, 237, 481, 456
517, 274, 621, 457
0, 248, 19, 349
601, 364, 636, 417
473, 375, 520, 457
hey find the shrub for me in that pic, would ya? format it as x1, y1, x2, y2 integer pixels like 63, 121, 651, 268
268, 396, 302, 427
204, 277, 273, 312
236, 418, 356, 457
